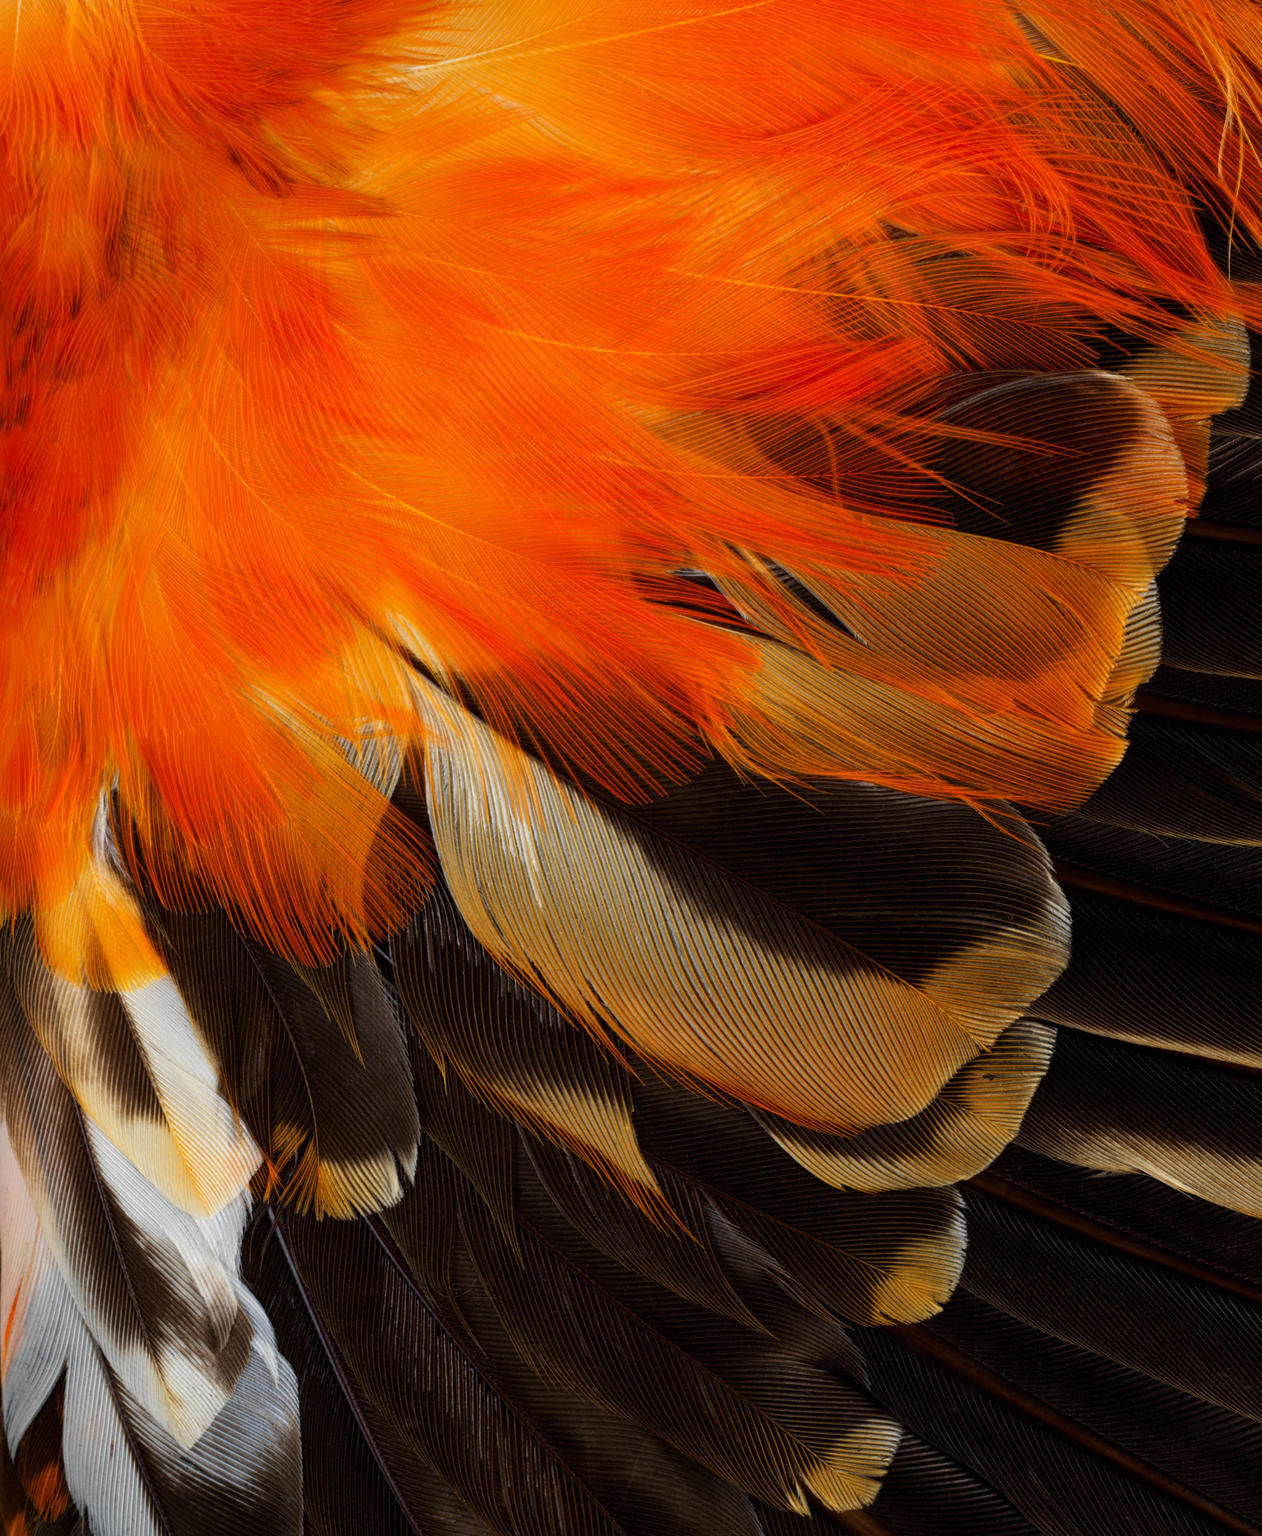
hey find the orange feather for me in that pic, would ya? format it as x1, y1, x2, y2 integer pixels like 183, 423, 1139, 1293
7, 6, 1262, 1533
3, 0, 1262, 973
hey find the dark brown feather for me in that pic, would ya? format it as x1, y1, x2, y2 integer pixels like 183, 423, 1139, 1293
139, 906, 419, 1217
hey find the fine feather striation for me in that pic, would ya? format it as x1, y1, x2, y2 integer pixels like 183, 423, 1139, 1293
838, 321, 1262, 1536
133, 902, 422, 1219
0, 982, 254, 1448
393, 878, 661, 1208
0, 0, 1259, 967
6, 4, 1262, 1532
414, 676, 1068, 1135
241, 1034, 936, 1533
0, 1121, 301, 1536
1, 915, 261, 1218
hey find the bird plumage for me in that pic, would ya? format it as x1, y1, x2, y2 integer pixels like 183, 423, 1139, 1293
3, 1, 1262, 1531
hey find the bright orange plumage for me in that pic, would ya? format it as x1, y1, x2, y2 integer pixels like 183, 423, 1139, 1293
1, 0, 1255, 970
4, 3, 1262, 1532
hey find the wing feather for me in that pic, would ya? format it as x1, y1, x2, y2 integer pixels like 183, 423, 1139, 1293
417, 680, 1067, 1135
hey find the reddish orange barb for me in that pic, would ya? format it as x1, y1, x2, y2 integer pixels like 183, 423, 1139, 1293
2, 0, 1260, 972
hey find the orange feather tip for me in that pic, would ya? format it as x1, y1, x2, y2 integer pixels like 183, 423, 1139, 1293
32, 859, 164, 994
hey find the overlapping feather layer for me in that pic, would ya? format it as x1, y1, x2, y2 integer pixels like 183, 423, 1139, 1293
1, 2, 1262, 1532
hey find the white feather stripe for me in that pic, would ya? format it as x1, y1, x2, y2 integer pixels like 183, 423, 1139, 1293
1, 1127, 301, 1534
0, 1119, 65, 1448
121, 975, 263, 1215
0, 1004, 256, 1448
11, 941, 260, 1218
59, 1330, 302, 1536
0, 1115, 38, 1374
12, 1173, 245, 1448
8, 1242, 301, 1536
61, 1313, 177, 1536
79, 1122, 253, 1445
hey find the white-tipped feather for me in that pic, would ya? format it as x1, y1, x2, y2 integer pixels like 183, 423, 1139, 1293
83, 1123, 252, 1443
0, 1010, 257, 1447
11, 937, 261, 1219
120, 975, 263, 1214
1, 1119, 301, 1535
0, 1118, 66, 1450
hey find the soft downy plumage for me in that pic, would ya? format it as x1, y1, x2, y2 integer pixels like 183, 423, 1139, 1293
3, 2, 1262, 1531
